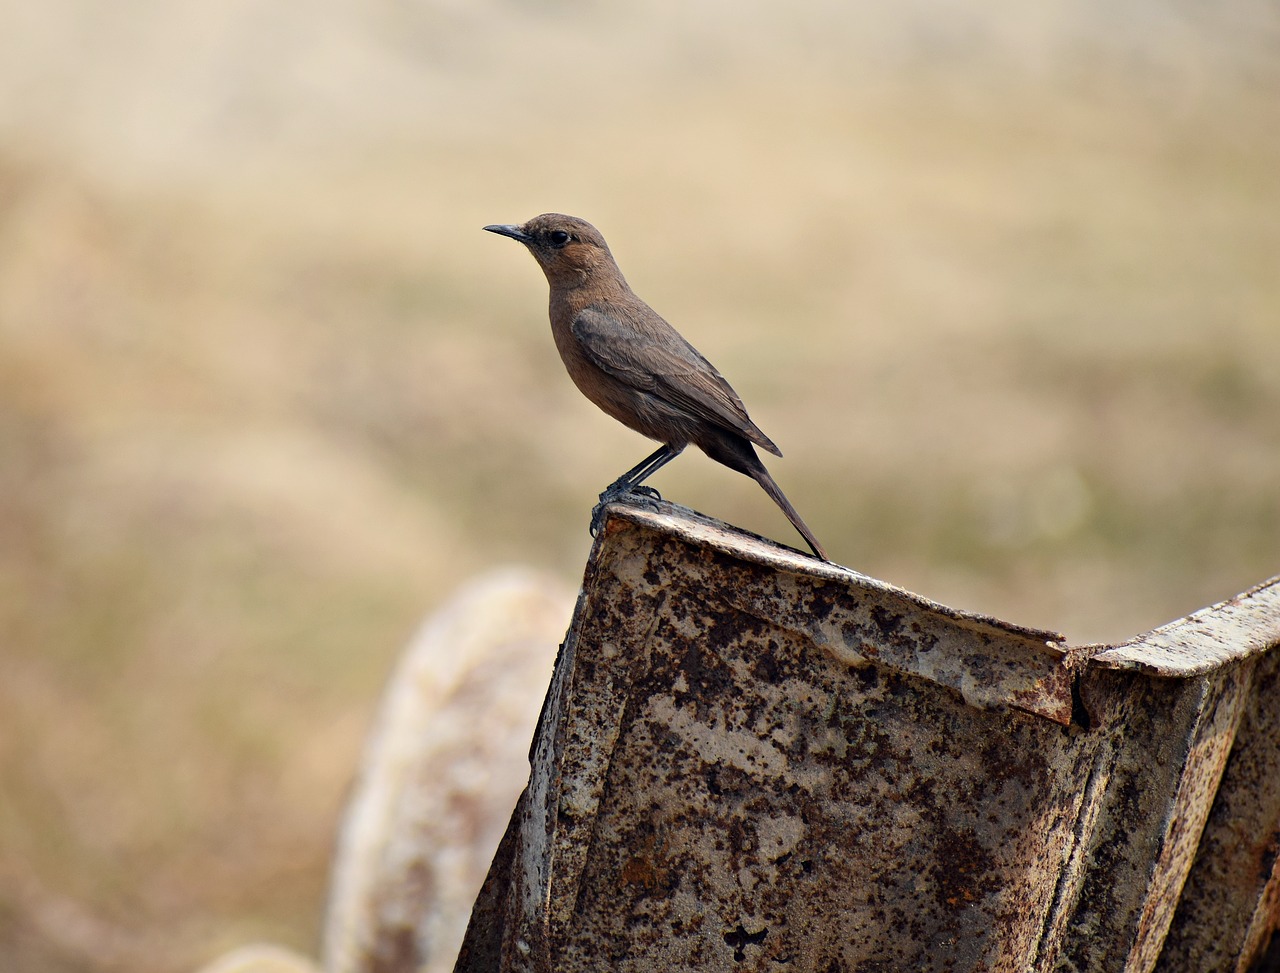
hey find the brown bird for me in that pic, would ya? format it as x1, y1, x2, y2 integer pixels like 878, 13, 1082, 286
484, 213, 827, 561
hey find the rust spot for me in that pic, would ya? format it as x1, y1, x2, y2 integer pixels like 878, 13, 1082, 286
930, 827, 998, 913
723, 923, 768, 962
805, 583, 839, 622
749, 642, 784, 684
871, 605, 904, 640
614, 816, 680, 888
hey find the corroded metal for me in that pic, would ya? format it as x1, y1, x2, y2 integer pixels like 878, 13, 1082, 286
1154, 647, 1280, 973
1058, 663, 1253, 972
1089, 576, 1280, 677
453, 500, 1280, 973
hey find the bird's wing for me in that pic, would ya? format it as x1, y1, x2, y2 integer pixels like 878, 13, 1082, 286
571, 305, 781, 455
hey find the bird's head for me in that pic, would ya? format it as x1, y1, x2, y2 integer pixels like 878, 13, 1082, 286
483, 214, 622, 288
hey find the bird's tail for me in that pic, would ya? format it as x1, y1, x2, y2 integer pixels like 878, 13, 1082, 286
751, 465, 829, 561
701, 433, 828, 560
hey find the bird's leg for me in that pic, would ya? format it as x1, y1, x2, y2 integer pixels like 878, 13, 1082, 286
598, 444, 683, 503
590, 444, 684, 535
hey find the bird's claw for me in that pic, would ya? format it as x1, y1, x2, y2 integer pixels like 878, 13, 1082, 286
589, 483, 663, 537
589, 503, 608, 538
596, 479, 662, 507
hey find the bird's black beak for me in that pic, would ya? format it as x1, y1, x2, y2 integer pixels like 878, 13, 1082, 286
483, 224, 533, 244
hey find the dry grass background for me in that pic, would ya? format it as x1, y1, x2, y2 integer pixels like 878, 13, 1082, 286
1, 2, 1279, 970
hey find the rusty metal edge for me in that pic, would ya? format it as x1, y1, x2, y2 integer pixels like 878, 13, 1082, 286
1086, 574, 1280, 677
597, 499, 1068, 648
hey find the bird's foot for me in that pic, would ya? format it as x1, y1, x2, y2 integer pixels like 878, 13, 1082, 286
589, 482, 663, 536
597, 478, 661, 507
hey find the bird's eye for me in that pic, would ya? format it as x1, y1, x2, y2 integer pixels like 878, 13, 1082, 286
548, 230, 571, 247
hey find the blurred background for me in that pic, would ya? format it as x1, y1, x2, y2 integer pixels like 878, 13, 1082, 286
1, 1, 1278, 970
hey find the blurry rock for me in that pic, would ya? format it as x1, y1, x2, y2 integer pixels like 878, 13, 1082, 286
322, 567, 574, 973
194, 944, 322, 973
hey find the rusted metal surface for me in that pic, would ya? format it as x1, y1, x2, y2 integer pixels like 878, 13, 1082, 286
594, 501, 1076, 724
1089, 575, 1280, 677
1057, 663, 1252, 972
1154, 647, 1280, 973
451, 501, 1280, 973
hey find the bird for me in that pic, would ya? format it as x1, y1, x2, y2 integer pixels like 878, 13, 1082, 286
483, 213, 828, 561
